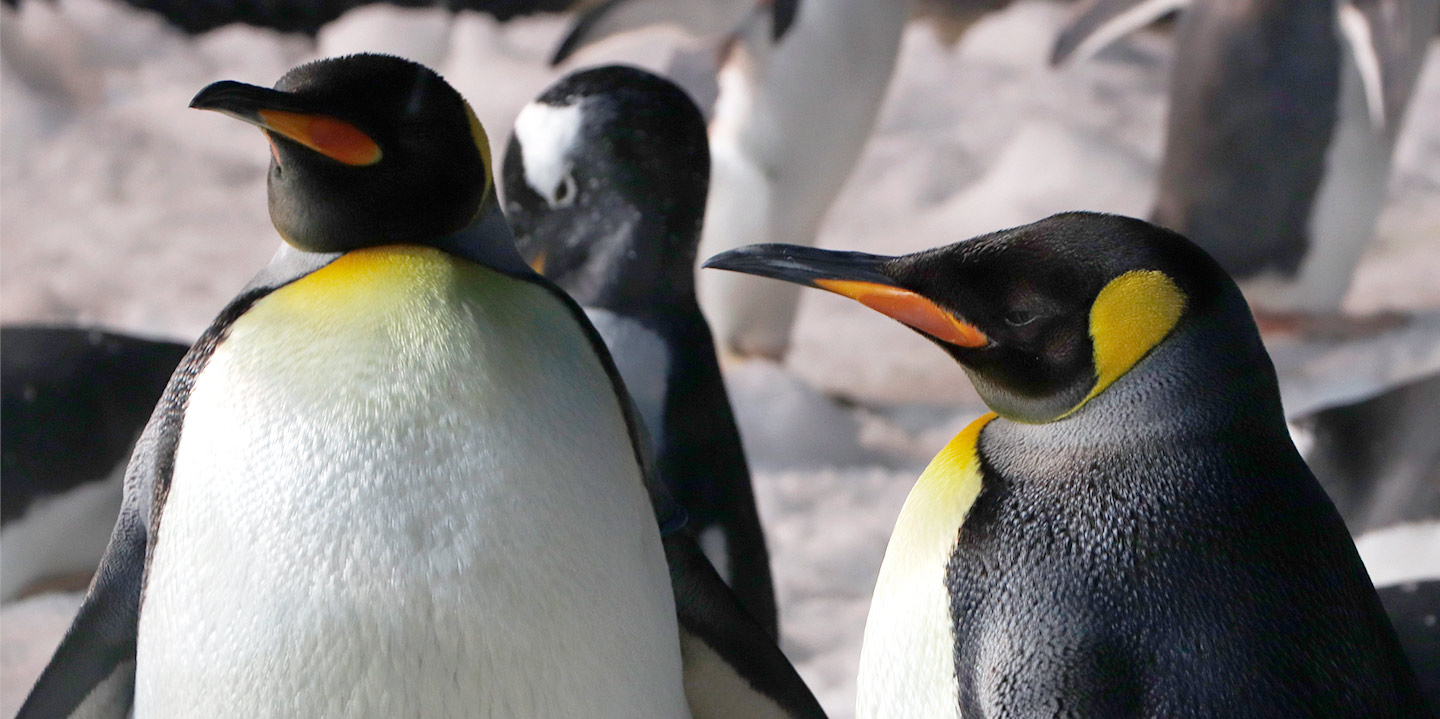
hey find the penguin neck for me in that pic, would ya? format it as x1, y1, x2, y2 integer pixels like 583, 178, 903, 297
248, 193, 534, 294
432, 192, 536, 279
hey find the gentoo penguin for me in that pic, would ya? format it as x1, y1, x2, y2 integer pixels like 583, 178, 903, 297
18, 54, 824, 719
705, 212, 1431, 717
1, 326, 187, 600
1052, 0, 1439, 332
552, 0, 911, 359
502, 66, 778, 637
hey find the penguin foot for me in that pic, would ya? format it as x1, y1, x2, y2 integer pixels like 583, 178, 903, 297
1253, 309, 1409, 341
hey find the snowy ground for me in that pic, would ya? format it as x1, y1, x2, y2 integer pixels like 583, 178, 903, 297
2, 0, 1438, 716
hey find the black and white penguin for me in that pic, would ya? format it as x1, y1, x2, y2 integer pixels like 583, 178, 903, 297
502, 65, 778, 638
705, 211, 1431, 717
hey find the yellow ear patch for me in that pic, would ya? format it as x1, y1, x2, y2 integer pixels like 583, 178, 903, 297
1066, 270, 1186, 416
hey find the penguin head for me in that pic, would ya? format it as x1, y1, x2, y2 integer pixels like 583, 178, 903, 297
502, 65, 709, 309
705, 212, 1240, 423
190, 54, 493, 254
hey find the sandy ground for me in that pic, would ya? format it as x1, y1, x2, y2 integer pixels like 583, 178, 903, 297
1, 0, 1437, 716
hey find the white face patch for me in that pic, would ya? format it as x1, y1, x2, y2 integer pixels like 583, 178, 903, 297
512, 100, 586, 209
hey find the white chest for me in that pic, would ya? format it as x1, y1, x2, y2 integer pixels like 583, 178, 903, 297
135, 250, 688, 718
856, 416, 992, 719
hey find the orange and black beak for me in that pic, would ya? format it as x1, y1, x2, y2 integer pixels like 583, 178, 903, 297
189, 80, 382, 167
703, 244, 989, 349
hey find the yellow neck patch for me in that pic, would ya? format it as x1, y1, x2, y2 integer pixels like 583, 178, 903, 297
857, 412, 996, 719
1064, 269, 1186, 418
898, 412, 996, 543
261, 245, 475, 319
463, 102, 494, 205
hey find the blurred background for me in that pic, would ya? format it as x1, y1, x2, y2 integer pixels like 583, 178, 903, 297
2, 0, 1437, 715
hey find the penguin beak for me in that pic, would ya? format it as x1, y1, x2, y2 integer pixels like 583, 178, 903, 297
551, 0, 629, 65
703, 244, 989, 348
189, 80, 383, 167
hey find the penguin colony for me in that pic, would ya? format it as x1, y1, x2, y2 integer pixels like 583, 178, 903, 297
9, 1, 1439, 717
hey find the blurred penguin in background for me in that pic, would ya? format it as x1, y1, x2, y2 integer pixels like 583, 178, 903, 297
1052, 0, 1438, 335
504, 65, 778, 637
1292, 372, 1440, 537
1, 326, 188, 601
1289, 372, 1440, 710
551, 0, 911, 360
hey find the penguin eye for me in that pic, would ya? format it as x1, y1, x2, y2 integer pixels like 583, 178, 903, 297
1004, 309, 1038, 328
552, 171, 577, 208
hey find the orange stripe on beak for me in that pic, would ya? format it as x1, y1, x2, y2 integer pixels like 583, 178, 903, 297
257, 109, 382, 167
815, 279, 988, 348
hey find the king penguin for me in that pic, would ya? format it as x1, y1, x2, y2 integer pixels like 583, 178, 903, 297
1051, 0, 1439, 332
551, 0, 911, 359
19, 53, 826, 719
1, 326, 187, 600
501, 65, 778, 639
705, 211, 1432, 717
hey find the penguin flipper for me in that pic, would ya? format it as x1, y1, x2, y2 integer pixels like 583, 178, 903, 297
770, 0, 799, 42
664, 533, 827, 719
16, 292, 259, 718
551, 0, 776, 65
15, 483, 148, 718
553, 0, 710, 65
552, 0, 628, 65
1337, 0, 1436, 132
1050, 0, 1191, 66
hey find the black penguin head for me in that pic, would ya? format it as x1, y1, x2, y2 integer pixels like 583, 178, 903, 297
190, 54, 493, 254
502, 65, 709, 309
705, 212, 1238, 423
